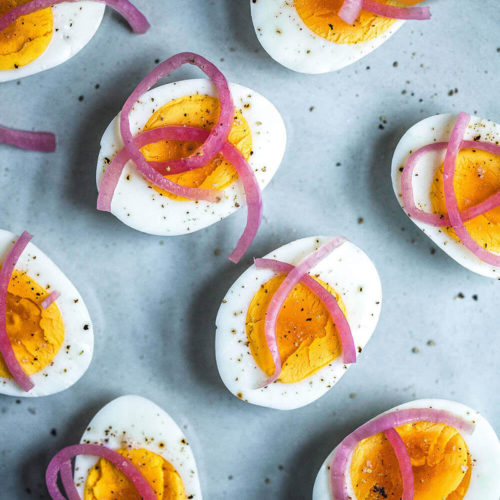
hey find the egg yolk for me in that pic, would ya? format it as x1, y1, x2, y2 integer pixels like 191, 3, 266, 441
430, 148, 500, 253
84, 448, 185, 500
294, 0, 424, 44
246, 274, 346, 384
0, 270, 64, 378
0, 0, 53, 71
350, 421, 471, 499
140, 94, 252, 201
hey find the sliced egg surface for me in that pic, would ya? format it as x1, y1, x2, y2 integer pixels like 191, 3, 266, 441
313, 399, 500, 500
97, 78, 286, 236
0, 1, 105, 82
73, 395, 202, 500
215, 236, 382, 410
250, 0, 409, 73
392, 113, 500, 278
0, 229, 93, 397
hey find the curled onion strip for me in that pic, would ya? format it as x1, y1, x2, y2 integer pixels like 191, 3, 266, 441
119, 53, 233, 201
46, 444, 156, 500
256, 237, 347, 387
97, 126, 262, 263
0, 125, 56, 152
338, 0, 430, 24
0, 231, 34, 392
442, 113, 500, 266
338, 0, 362, 24
254, 258, 356, 364
0, 0, 150, 34
383, 428, 414, 500
41, 290, 60, 309
330, 408, 474, 500
401, 140, 500, 227
362, 0, 430, 20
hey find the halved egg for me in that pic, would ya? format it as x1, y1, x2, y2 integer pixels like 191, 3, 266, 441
0, 0, 105, 82
215, 236, 382, 410
250, 0, 421, 73
313, 399, 500, 499
0, 229, 93, 397
97, 78, 286, 236
391, 113, 500, 278
72, 395, 202, 499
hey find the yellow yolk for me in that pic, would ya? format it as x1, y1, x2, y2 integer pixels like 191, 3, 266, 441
84, 448, 185, 500
294, 0, 425, 44
246, 274, 346, 384
430, 148, 500, 253
0, 0, 53, 70
350, 421, 471, 500
140, 94, 252, 201
0, 270, 64, 378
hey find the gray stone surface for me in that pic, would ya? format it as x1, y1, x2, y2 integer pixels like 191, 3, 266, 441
0, 1, 498, 498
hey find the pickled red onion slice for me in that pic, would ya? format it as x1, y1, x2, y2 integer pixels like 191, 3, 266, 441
330, 408, 474, 500
0, 0, 150, 34
401, 140, 500, 227
384, 428, 414, 500
0, 231, 34, 392
120, 53, 233, 199
46, 444, 156, 500
41, 290, 60, 309
97, 126, 220, 208
443, 113, 500, 266
362, 0, 430, 20
338, 0, 430, 24
255, 237, 347, 387
97, 126, 262, 263
254, 258, 356, 364
338, 0, 362, 24
0, 125, 56, 152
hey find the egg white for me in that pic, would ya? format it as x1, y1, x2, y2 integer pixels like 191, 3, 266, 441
250, 0, 404, 74
313, 399, 500, 500
0, 229, 93, 397
391, 113, 500, 278
215, 236, 382, 410
73, 395, 202, 499
0, 2, 105, 82
97, 78, 286, 236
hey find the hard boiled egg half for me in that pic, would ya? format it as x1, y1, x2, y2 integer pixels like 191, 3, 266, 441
0, 1, 105, 82
0, 229, 93, 397
215, 236, 382, 410
250, 0, 423, 73
313, 399, 500, 500
97, 78, 286, 236
72, 395, 202, 499
392, 113, 500, 278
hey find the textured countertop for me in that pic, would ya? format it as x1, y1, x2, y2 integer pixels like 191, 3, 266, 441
0, 1, 498, 498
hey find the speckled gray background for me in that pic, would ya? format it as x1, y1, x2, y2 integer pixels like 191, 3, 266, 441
0, 1, 499, 499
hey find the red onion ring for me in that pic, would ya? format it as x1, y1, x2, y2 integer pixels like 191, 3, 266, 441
361, 0, 430, 20
0, 231, 34, 392
338, 0, 363, 25
401, 140, 500, 227
254, 258, 356, 364
330, 407, 474, 500
97, 126, 262, 263
46, 443, 157, 500
383, 428, 414, 500
442, 113, 500, 266
0, 125, 56, 152
41, 290, 60, 309
256, 237, 347, 387
119, 53, 234, 200
0, 0, 150, 34
338, 0, 430, 24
